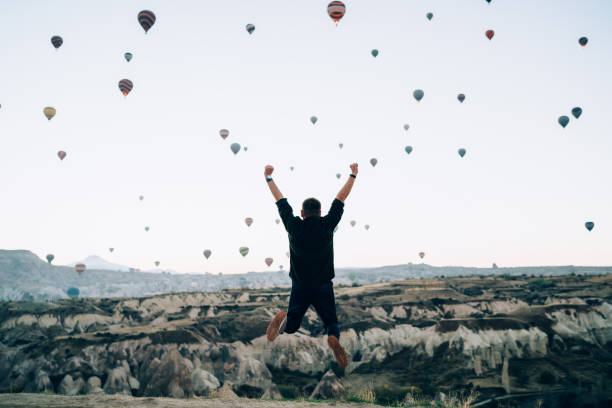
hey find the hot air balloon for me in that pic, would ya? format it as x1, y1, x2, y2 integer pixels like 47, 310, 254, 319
203, 249, 212, 259
413, 89, 424, 102
350, 220, 356, 227
327, 1, 346, 24
239, 247, 249, 257
265, 257, 273, 267
364, 224, 370, 230
339, 143, 343, 149
245, 217, 253, 227
230, 143, 241, 155
138, 10, 156, 33
371, 49, 379, 58
51, 36, 63, 49
290, 166, 294, 171
579, 37, 588, 47
311, 116, 318, 124
457, 94, 465, 103
243, 146, 248, 151
139, 195, 144, 201
571, 107, 582, 119
426, 12, 433, 20
46, 254, 55, 264
486, 0, 492, 3
486, 30, 495, 40
246, 24, 255, 34
57, 151, 66, 161
279, 265, 284, 271
403, 124, 410, 131
418, 252, 425, 259
75, 263, 86, 275
145, 226, 150, 232
155, 261, 160, 267
370, 158, 378, 167
67, 287, 79, 298
585, 221, 594, 231
458, 148, 466, 158
118, 79, 133, 97
109, 248, 114, 253
219, 129, 229, 140
558, 116, 569, 128
124, 52, 133, 62
405, 146, 413, 154
275, 219, 281, 225
43, 107, 56, 120
336, 173, 341, 179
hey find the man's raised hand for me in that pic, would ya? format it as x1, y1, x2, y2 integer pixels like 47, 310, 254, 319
264, 165, 274, 178
350, 163, 358, 176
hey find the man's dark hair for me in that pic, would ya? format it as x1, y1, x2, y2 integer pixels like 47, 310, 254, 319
302, 198, 321, 218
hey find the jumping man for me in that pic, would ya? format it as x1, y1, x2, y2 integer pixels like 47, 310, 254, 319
264, 163, 358, 368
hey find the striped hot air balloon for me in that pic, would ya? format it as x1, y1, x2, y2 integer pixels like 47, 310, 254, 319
327, 1, 346, 24
118, 79, 133, 97
486, 29, 495, 40
219, 129, 229, 139
246, 24, 255, 34
239, 246, 249, 257
57, 151, 66, 161
51, 36, 63, 49
457, 93, 465, 103
74, 263, 86, 275
124, 52, 133, 62
138, 10, 156, 33
43, 107, 56, 120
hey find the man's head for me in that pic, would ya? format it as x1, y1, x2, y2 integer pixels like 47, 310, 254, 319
301, 197, 321, 219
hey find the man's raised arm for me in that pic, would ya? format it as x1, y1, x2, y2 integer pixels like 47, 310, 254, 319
336, 163, 358, 203
264, 165, 284, 202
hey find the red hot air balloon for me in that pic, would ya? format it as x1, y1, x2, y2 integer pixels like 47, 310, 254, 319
245, 217, 253, 227
138, 10, 156, 33
327, 1, 346, 24
418, 252, 425, 259
457, 94, 465, 103
118, 79, 133, 97
265, 257, 273, 267
486, 30, 495, 40
57, 151, 66, 161
75, 263, 86, 275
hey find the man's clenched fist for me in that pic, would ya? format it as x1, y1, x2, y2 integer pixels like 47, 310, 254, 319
350, 163, 358, 176
264, 165, 274, 178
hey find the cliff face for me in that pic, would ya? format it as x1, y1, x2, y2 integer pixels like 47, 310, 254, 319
1, 274, 611, 402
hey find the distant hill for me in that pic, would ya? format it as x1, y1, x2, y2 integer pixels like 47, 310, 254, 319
1, 249, 611, 301
69, 255, 131, 272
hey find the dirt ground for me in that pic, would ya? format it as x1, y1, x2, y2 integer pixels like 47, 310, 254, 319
0, 394, 379, 408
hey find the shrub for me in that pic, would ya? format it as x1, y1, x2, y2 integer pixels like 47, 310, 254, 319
374, 384, 414, 405
539, 370, 556, 385
353, 382, 375, 403
277, 384, 301, 399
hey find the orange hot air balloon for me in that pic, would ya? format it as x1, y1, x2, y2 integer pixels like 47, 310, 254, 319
75, 263, 86, 275
327, 1, 346, 24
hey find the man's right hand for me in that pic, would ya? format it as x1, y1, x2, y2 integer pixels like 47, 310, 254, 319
350, 163, 358, 176
264, 165, 274, 178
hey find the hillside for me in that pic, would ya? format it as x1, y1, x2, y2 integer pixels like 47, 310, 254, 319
1, 274, 611, 407
2, 249, 612, 302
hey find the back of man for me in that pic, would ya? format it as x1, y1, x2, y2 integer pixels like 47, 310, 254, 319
263, 163, 358, 368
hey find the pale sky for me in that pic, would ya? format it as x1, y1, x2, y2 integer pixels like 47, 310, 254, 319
1, 0, 611, 274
